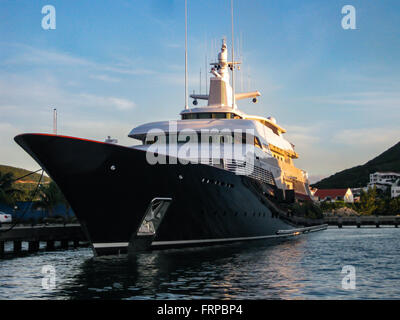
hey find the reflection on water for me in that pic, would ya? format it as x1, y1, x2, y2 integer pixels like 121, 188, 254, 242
66, 238, 305, 300
1, 228, 400, 299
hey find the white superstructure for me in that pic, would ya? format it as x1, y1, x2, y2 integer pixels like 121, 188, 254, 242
128, 40, 311, 196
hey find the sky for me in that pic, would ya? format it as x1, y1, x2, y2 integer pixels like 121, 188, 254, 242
0, 0, 399, 183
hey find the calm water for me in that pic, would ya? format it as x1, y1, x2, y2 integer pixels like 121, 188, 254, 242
1, 227, 400, 300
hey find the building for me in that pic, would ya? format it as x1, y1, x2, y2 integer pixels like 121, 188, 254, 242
314, 188, 354, 203
392, 179, 400, 198
368, 172, 400, 192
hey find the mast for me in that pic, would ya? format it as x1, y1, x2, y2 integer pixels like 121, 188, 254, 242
231, 0, 235, 109
184, 0, 189, 110
53, 108, 57, 135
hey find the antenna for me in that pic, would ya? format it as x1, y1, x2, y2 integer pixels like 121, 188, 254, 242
204, 34, 208, 95
200, 68, 202, 94
53, 108, 57, 135
231, 0, 235, 109
184, 0, 188, 110
240, 31, 244, 92
205, 54, 208, 94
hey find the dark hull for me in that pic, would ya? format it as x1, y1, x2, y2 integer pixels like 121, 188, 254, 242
15, 133, 297, 256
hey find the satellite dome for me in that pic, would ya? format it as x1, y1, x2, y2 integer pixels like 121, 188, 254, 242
268, 116, 277, 124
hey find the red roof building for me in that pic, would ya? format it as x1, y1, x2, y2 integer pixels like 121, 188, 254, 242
314, 188, 354, 203
295, 192, 313, 202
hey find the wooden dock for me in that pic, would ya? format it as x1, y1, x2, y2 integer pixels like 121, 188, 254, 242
288, 215, 400, 228
1, 215, 399, 257
324, 215, 400, 228
0, 224, 87, 257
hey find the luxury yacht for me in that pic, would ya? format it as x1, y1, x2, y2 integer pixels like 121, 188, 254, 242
15, 40, 325, 256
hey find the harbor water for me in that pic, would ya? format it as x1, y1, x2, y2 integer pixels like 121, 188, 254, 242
1, 227, 399, 300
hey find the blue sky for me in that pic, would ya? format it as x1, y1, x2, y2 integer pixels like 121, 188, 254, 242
0, 0, 399, 182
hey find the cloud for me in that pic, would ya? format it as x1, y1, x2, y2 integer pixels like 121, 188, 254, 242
89, 74, 121, 83
78, 94, 136, 110
0, 42, 157, 77
0, 122, 39, 171
1, 43, 93, 67
302, 91, 400, 110
333, 127, 400, 148
308, 174, 328, 184
0, 74, 136, 115
60, 119, 136, 146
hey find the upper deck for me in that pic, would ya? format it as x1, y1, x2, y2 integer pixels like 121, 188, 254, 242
128, 39, 299, 160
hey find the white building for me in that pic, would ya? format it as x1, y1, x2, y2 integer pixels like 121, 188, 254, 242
366, 172, 400, 198
392, 180, 400, 199
368, 172, 400, 192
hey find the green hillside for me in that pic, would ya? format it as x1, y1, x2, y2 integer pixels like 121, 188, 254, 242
0, 165, 50, 183
0, 164, 51, 202
313, 142, 400, 189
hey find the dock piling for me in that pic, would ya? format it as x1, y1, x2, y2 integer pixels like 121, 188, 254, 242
0, 224, 86, 257
28, 241, 39, 252
14, 240, 22, 253
46, 240, 55, 251
61, 240, 69, 249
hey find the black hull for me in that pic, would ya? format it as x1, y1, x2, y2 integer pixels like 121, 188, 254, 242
15, 133, 298, 256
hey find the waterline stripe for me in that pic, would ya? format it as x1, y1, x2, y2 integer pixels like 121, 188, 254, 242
92, 232, 302, 249
93, 242, 129, 248
151, 233, 292, 246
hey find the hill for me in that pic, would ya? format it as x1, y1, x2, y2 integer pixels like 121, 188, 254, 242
0, 164, 50, 183
313, 142, 400, 189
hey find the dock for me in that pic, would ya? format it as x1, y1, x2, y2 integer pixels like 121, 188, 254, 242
1, 215, 399, 257
288, 215, 400, 228
0, 224, 87, 257
323, 215, 400, 228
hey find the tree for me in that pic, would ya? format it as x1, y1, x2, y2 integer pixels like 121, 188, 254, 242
33, 182, 63, 217
0, 172, 20, 205
358, 186, 378, 215
389, 197, 400, 215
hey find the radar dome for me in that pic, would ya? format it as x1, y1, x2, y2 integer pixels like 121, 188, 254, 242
267, 116, 277, 124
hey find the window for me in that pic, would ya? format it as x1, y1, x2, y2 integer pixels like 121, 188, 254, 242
198, 113, 212, 119
213, 113, 226, 119
145, 136, 158, 145
182, 113, 197, 120
182, 112, 242, 120
254, 137, 262, 149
